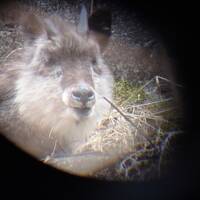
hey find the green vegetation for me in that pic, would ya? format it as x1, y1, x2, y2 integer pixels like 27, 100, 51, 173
113, 79, 182, 134
113, 79, 147, 105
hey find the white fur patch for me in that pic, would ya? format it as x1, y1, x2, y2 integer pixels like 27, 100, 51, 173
14, 58, 113, 154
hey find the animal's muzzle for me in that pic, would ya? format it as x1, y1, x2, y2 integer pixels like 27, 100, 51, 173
70, 85, 96, 109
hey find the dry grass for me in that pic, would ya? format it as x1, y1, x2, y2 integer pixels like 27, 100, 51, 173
74, 76, 183, 180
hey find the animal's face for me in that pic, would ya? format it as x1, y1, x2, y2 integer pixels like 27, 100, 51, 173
20, 31, 110, 118
14, 11, 113, 147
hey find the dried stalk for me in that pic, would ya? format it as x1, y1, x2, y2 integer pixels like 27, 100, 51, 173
157, 76, 183, 88
103, 96, 154, 146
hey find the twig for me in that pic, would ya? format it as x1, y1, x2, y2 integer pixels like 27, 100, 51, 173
102, 96, 154, 146
136, 76, 156, 94
135, 75, 183, 98
131, 97, 173, 108
157, 76, 183, 88
51, 140, 58, 157
153, 107, 176, 115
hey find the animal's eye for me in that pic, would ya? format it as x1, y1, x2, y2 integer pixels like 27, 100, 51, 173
53, 68, 63, 78
92, 58, 97, 66
46, 57, 57, 67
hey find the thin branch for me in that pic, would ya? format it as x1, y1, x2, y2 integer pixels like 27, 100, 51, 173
157, 76, 183, 88
51, 140, 58, 157
136, 76, 156, 94
135, 75, 183, 99
102, 96, 154, 146
131, 97, 173, 108
153, 107, 176, 115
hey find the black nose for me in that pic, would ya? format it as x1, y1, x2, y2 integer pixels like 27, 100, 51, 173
71, 88, 95, 106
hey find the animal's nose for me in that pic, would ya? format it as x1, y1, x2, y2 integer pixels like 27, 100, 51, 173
71, 87, 95, 107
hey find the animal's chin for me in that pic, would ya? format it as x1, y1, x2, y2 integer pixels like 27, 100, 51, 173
71, 107, 93, 118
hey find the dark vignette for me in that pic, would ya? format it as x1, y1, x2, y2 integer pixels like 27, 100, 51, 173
0, 0, 198, 199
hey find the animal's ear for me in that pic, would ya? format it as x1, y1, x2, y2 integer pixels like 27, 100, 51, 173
88, 9, 111, 52
77, 5, 89, 34
20, 13, 46, 41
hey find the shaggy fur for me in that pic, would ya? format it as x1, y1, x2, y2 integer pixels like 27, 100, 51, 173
0, 13, 113, 159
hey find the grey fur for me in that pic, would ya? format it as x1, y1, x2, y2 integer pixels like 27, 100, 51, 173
0, 12, 113, 159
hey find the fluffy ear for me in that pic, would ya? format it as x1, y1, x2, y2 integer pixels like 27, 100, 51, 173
88, 9, 111, 52
77, 5, 89, 34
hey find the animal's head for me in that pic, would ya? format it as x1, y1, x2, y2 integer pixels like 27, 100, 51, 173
14, 6, 113, 142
